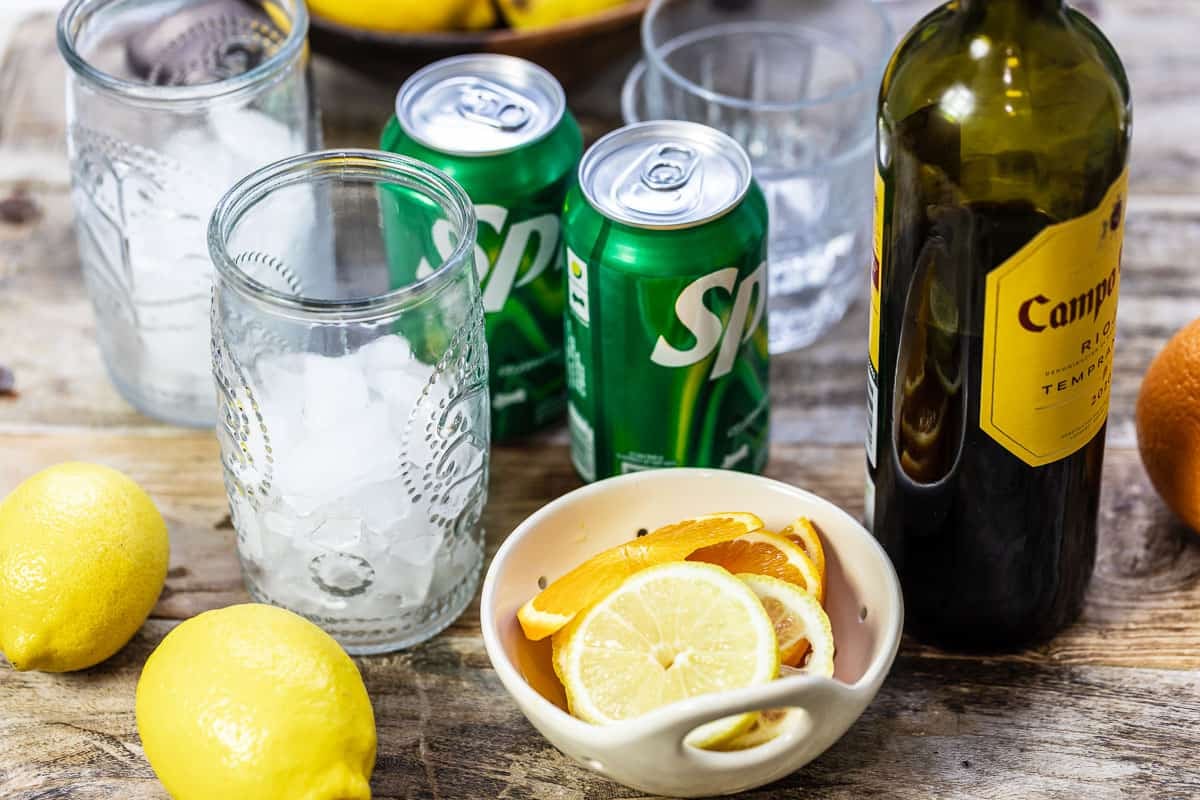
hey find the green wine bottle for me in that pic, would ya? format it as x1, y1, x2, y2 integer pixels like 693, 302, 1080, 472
867, 0, 1131, 649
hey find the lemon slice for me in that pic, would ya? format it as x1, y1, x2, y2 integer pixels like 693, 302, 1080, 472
552, 562, 779, 748
735, 574, 835, 671
703, 579, 835, 753
518, 512, 762, 641
706, 707, 806, 752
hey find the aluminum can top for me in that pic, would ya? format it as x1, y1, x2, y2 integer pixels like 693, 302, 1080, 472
396, 53, 566, 157
578, 120, 753, 230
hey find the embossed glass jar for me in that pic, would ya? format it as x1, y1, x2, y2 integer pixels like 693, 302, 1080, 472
208, 150, 490, 653
58, 0, 318, 426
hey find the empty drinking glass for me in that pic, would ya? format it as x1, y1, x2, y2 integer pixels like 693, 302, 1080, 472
209, 150, 490, 654
623, 0, 890, 351
58, 0, 319, 426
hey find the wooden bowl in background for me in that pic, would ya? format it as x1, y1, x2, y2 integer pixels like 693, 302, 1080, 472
308, 1, 649, 89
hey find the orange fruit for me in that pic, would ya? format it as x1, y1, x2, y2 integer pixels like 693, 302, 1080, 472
1136, 317, 1200, 534
780, 517, 827, 587
517, 512, 762, 641
688, 530, 823, 604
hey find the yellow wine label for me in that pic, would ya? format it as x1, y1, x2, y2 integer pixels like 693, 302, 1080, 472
869, 168, 885, 371
980, 171, 1128, 467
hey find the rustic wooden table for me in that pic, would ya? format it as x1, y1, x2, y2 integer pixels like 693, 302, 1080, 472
2, 3, 1200, 798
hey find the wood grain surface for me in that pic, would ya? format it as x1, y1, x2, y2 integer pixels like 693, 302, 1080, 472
2, 2, 1200, 798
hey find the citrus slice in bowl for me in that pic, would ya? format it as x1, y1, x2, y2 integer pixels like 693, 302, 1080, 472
687, 530, 824, 604
779, 517, 827, 588
735, 574, 835, 671
518, 512, 762, 641
703, 578, 835, 753
551, 562, 779, 749
705, 707, 805, 752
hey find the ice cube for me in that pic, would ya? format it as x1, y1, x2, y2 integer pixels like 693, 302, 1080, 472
301, 353, 369, 430
389, 367, 451, 466
360, 334, 414, 374
229, 495, 263, 563
278, 488, 329, 518
210, 107, 307, 172
159, 127, 231, 210
263, 509, 315, 538
254, 352, 307, 413
371, 366, 429, 411
277, 402, 402, 503
161, 139, 251, 227
259, 513, 317, 583
311, 517, 364, 552
429, 531, 483, 598
351, 478, 413, 533
390, 532, 444, 567
130, 273, 213, 414
373, 548, 437, 609
161, 126, 214, 166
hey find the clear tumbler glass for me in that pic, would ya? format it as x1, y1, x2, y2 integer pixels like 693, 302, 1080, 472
624, 0, 890, 352
209, 150, 489, 654
58, 0, 318, 426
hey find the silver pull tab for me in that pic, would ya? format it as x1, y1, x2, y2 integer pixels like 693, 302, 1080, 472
614, 141, 706, 221
456, 81, 531, 131
640, 144, 699, 191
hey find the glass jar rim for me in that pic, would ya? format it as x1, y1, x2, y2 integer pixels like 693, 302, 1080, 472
57, 0, 309, 104
641, 0, 892, 114
208, 149, 478, 323
620, 59, 877, 172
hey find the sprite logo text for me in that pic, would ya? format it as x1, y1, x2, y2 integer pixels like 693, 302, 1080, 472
425, 205, 559, 314
651, 262, 766, 381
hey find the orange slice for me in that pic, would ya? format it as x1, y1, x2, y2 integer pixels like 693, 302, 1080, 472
687, 530, 823, 604
517, 512, 763, 641
780, 517, 827, 589
515, 634, 567, 711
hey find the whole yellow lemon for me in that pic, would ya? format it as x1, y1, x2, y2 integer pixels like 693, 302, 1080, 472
0, 462, 169, 672
136, 604, 377, 800
309, 0, 496, 33
497, 0, 631, 30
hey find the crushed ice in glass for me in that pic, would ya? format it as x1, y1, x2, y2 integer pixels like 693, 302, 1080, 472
231, 334, 477, 618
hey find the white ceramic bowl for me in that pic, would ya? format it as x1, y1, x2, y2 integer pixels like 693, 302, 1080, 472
480, 468, 903, 798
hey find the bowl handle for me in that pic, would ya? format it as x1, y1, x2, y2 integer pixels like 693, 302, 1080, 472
616, 675, 858, 764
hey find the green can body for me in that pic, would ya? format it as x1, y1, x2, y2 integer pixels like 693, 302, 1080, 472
380, 111, 583, 441
562, 182, 771, 482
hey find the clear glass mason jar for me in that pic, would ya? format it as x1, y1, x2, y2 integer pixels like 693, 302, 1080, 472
58, 0, 319, 427
208, 150, 490, 654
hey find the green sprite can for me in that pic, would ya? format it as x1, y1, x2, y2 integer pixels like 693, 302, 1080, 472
563, 121, 770, 482
381, 54, 583, 441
